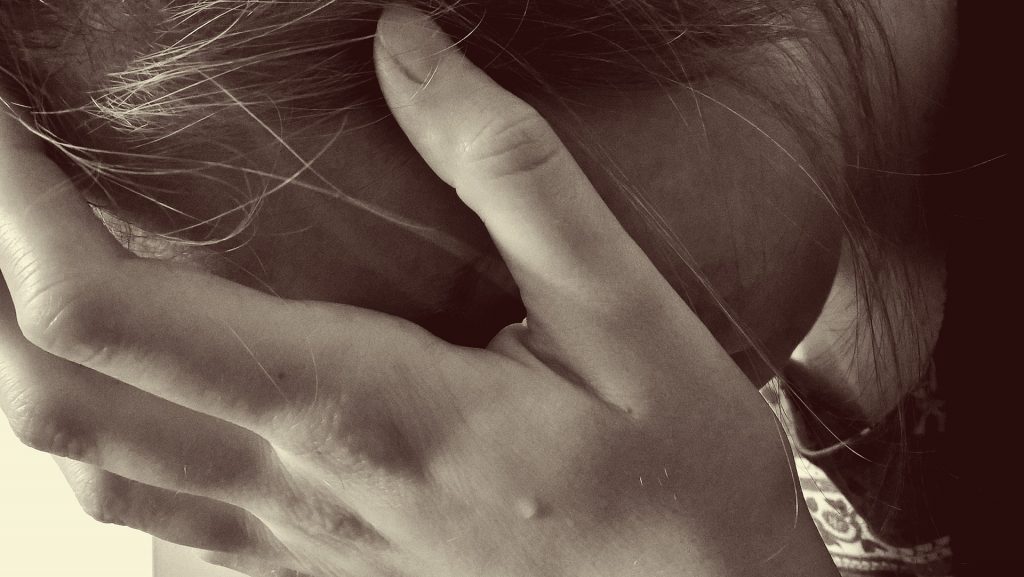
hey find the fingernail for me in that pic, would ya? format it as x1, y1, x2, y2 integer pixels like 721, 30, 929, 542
377, 5, 451, 87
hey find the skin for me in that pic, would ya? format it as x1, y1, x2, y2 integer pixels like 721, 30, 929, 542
22, 0, 843, 372
105, 48, 844, 385
0, 8, 843, 576
191, 85, 844, 381
0, 1, 956, 576
5, 2, 953, 381
230, 0, 956, 379
84, 1, 950, 388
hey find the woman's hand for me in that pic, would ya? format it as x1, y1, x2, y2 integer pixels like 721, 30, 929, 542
0, 6, 836, 577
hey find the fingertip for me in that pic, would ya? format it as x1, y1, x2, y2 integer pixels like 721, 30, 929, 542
374, 5, 451, 102
376, 4, 519, 189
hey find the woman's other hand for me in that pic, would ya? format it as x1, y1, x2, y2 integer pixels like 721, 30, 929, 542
0, 6, 837, 577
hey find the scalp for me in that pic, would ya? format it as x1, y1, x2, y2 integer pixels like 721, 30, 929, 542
1, 1, 161, 99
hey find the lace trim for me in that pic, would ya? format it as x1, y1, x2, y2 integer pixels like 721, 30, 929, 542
796, 453, 953, 577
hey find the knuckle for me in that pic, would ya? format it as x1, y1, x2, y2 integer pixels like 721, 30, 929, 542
273, 369, 417, 475
15, 277, 118, 363
7, 400, 94, 461
272, 490, 382, 549
460, 103, 565, 180
282, 406, 402, 473
76, 473, 133, 526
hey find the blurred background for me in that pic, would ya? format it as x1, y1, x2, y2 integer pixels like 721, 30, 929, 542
1, 418, 151, 577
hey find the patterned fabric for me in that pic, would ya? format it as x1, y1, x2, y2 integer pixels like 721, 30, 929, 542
764, 365, 954, 576
796, 452, 952, 576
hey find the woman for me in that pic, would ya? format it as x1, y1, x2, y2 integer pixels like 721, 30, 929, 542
0, 1, 967, 575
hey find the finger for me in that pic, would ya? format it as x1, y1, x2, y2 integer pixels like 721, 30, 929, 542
374, 7, 741, 405
0, 297, 281, 506
375, 6, 666, 312
0, 104, 444, 438
200, 551, 318, 577
54, 459, 288, 559
1, 276, 398, 562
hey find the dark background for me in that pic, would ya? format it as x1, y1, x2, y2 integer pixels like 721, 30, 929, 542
929, 2, 1019, 574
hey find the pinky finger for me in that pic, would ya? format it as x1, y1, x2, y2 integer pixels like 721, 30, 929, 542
199, 551, 319, 577
54, 459, 288, 559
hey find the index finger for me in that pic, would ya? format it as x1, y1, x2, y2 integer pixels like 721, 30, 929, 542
374, 6, 742, 404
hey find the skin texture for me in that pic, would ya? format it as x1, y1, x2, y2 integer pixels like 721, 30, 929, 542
10, 1, 951, 386
5, 1, 842, 374
191, 81, 844, 379
253, 0, 956, 376
0, 8, 845, 575
0, 2, 957, 576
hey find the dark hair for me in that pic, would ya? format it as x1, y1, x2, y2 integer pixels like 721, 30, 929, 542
0, 1, 933, 393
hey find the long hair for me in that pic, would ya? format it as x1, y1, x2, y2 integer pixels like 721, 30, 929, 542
0, 0, 933, 399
